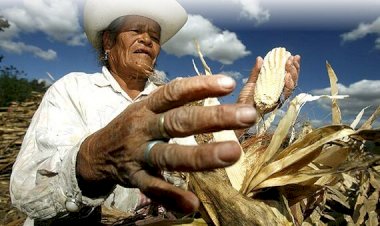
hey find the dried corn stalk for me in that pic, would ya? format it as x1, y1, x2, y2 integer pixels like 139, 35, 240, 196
254, 47, 291, 114
188, 49, 380, 226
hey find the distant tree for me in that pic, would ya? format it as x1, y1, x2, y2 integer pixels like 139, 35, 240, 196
0, 63, 47, 107
0, 18, 47, 107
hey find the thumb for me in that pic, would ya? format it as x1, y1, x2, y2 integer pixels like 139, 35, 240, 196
237, 57, 263, 104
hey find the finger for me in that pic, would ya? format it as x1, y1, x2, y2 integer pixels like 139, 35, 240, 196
246, 56, 263, 84
133, 170, 199, 213
236, 82, 255, 105
293, 55, 301, 70
283, 86, 294, 100
147, 75, 236, 113
285, 55, 300, 83
284, 57, 297, 83
237, 57, 263, 105
148, 141, 241, 171
283, 55, 301, 100
284, 72, 295, 100
291, 55, 301, 83
284, 71, 296, 90
162, 104, 257, 138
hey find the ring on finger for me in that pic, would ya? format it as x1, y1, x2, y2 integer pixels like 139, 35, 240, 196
158, 114, 170, 139
144, 140, 165, 167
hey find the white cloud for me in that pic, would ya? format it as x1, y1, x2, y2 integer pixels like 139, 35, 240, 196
309, 119, 325, 128
0, 0, 85, 60
220, 71, 242, 80
163, 14, 250, 64
150, 69, 169, 84
341, 16, 380, 50
234, 0, 270, 24
38, 78, 53, 86
1, 0, 85, 46
311, 80, 380, 121
178, 0, 270, 26
0, 40, 56, 61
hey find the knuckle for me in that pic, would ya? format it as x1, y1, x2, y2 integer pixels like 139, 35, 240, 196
152, 143, 168, 168
191, 147, 206, 170
162, 84, 178, 102
213, 105, 229, 123
166, 107, 193, 135
162, 79, 186, 103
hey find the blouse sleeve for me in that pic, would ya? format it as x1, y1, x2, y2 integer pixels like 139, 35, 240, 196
10, 76, 107, 220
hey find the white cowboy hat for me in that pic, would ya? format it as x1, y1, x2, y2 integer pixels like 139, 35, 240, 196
84, 0, 188, 48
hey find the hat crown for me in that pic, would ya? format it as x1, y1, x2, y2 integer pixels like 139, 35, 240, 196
84, 0, 188, 48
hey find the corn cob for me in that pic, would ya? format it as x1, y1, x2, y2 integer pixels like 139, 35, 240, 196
254, 47, 291, 114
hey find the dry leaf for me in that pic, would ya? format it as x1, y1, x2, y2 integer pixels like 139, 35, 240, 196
360, 106, 380, 130
351, 106, 370, 129
326, 61, 342, 124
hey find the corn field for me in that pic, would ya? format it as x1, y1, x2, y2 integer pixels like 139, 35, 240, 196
189, 46, 380, 226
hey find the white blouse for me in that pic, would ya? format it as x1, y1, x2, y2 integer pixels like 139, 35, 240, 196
10, 66, 196, 225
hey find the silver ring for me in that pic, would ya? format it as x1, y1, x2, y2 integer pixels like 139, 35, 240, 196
144, 140, 164, 167
158, 114, 170, 139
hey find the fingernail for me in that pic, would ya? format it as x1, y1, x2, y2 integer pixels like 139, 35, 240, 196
236, 106, 256, 124
217, 142, 241, 164
218, 76, 235, 89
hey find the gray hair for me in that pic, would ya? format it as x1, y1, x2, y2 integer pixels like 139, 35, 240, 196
95, 16, 127, 67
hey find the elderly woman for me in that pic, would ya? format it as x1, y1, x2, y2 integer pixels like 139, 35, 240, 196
10, 0, 300, 225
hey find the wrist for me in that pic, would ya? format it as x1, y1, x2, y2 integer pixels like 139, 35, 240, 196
76, 135, 116, 198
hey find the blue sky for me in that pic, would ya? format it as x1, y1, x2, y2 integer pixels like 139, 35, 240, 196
0, 0, 379, 128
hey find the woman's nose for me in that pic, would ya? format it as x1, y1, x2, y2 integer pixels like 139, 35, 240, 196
138, 33, 153, 47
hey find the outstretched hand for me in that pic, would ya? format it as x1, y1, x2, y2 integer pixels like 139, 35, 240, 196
76, 75, 257, 213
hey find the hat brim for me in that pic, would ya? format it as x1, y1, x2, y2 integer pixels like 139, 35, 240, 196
84, 0, 187, 48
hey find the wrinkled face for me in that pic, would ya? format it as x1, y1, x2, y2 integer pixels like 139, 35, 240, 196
104, 15, 161, 78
